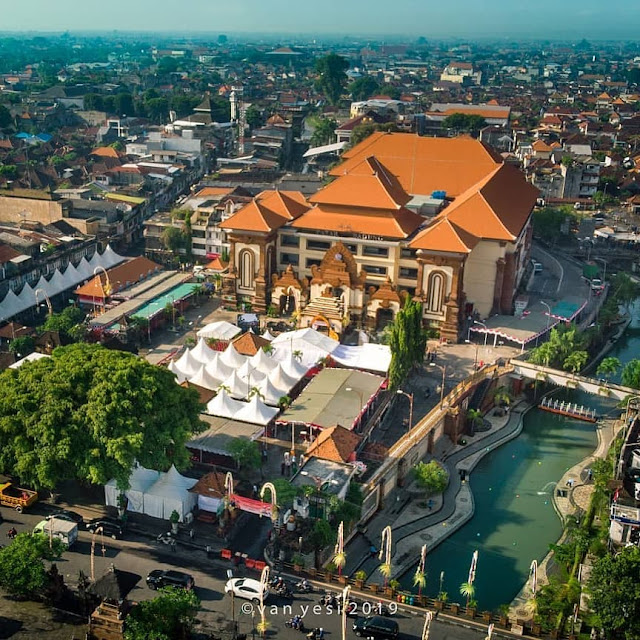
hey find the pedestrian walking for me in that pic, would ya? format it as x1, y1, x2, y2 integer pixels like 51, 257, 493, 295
587, 468, 593, 482
253, 484, 258, 498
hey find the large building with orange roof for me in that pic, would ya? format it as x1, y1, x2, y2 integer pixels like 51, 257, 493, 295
219, 132, 538, 341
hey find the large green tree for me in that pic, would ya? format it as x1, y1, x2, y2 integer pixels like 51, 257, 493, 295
124, 587, 200, 640
314, 53, 349, 105
587, 545, 640, 639
622, 359, 640, 390
412, 460, 448, 495
0, 533, 65, 598
310, 116, 337, 147
42, 305, 86, 340
0, 343, 205, 490
441, 113, 487, 136
388, 297, 427, 389
349, 76, 380, 101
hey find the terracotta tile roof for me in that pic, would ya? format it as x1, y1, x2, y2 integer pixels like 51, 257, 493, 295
204, 256, 228, 271
189, 471, 226, 499
409, 216, 478, 253
291, 203, 423, 239
90, 146, 122, 159
0, 322, 33, 340
532, 140, 552, 151
441, 163, 539, 241
74, 256, 162, 298
231, 331, 271, 356
310, 156, 411, 209
194, 187, 235, 198
0, 244, 22, 263
219, 190, 308, 233
181, 380, 216, 404
332, 132, 503, 197
305, 425, 361, 463
426, 107, 511, 120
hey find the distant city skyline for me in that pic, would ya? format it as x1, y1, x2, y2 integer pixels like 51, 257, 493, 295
3, 0, 640, 39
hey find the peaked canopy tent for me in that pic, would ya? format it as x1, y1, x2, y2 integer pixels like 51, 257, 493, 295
331, 343, 392, 375
219, 343, 249, 369
206, 389, 246, 419
140, 465, 198, 522
189, 337, 219, 365
205, 356, 234, 382
104, 465, 162, 514
270, 328, 338, 368
250, 348, 278, 375
235, 395, 280, 426
189, 364, 220, 391
197, 320, 242, 342
173, 349, 201, 378
167, 360, 188, 383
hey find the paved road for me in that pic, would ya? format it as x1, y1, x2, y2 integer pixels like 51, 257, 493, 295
0, 506, 488, 640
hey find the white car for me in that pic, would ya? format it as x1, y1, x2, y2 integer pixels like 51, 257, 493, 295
225, 577, 269, 603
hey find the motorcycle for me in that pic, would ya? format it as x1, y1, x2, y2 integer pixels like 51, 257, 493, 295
285, 618, 306, 632
306, 629, 325, 640
276, 585, 294, 598
296, 579, 312, 594
156, 532, 175, 545
319, 593, 340, 608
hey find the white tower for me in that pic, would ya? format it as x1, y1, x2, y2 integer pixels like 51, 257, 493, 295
229, 90, 238, 122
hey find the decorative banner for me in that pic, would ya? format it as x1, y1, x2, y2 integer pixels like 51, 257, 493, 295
529, 560, 538, 595
229, 494, 273, 517
468, 550, 478, 585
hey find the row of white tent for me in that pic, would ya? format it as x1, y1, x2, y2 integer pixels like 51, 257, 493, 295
167, 339, 308, 422
0, 245, 125, 323
105, 464, 197, 522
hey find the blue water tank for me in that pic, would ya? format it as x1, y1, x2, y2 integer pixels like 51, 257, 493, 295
431, 190, 446, 200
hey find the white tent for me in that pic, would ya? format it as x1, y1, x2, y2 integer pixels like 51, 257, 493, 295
279, 353, 309, 381
197, 320, 241, 341
235, 395, 279, 426
237, 360, 266, 386
271, 328, 338, 367
33, 274, 56, 301
250, 348, 278, 375
189, 337, 218, 365
101, 244, 126, 269
0, 289, 26, 322
48, 269, 68, 296
258, 376, 285, 406
189, 364, 220, 391
174, 349, 200, 378
63, 262, 82, 288
104, 465, 162, 514
167, 360, 187, 383
15, 283, 35, 314
206, 390, 246, 419
205, 357, 233, 382
268, 364, 298, 394
88, 250, 102, 271
75, 257, 93, 282
331, 343, 392, 374
9, 352, 50, 369
219, 370, 249, 400
262, 329, 276, 341
219, 343, 248, 369
142, 465, 198, 522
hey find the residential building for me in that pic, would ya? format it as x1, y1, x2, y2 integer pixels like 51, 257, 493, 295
439, 61, 481, 85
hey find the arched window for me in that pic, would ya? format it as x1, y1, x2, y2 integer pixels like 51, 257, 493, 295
427, 271, 446, 313
239, 249, 255, 289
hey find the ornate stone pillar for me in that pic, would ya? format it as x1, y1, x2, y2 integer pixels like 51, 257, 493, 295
440, 258, 464, 343
415, 260, 425, 297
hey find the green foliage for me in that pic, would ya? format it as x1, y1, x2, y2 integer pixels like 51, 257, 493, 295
412, 460, 448, 495
0, 104, 13, 128
0, 164, 17, 178
349, 121, 399, 147
587, 546, 640, 640
267, 477, 298, 506
309, 519, 336, 552
310, 116, 337, 147
441, 113, 486, 135
0, 343, 205, 490
562, 350, 588, 373
388, 297, 427, 389
162, 226, 190, 255
622, 359, 640, 390
532, 207, 576, 243
529, 325, 584, 369
245, 104, 263, 129
42, 305, 86, 340
9, 335, 35, 357
597, 357, 620, 379
314, 53, 349, 105
610, 272, 640, 310
227, 438, 261, 470
124, 586, 200, 640
0, 533, 65, 598
349, 76, 380, 101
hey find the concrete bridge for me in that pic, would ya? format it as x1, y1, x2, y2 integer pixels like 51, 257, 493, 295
511, 359, 638, 401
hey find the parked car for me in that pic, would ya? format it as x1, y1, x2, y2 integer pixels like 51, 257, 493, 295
353, 616, 399, 639
225, 577, 268, 603
146, 569, 195, 590
46, 510, 84, 527
86, 517, 126, 539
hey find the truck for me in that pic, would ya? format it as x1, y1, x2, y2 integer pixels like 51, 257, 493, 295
583, 261, 600, 280
0, 482, 38, 513
33, 518, 78, 548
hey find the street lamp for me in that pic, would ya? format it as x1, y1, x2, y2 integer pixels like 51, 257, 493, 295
465, 339, 479, 369
429, 362, 446, 409
34, 288, 52, 316
474, 320, 488, 347
540, 301, 551, 336
396, 389, 414, 430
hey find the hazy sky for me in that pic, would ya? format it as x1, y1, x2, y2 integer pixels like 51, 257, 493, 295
2, 0, 638, 39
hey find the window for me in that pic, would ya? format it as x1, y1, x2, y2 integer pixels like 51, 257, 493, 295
364, 264, 387, 276
363, 245, 389, 258
191, 229, 206, 239
280, 252, 299, 266
399, 267, 418, 279
401, 248, 417, 259
239, 249, 255, 289
280, 234, 300, 247
306, 239, 331, 251
306, 258, 322, 268
344, 243, 358, 254
426, 271, 445, 313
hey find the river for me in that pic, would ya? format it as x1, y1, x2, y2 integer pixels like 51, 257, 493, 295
400, 303, 640, 611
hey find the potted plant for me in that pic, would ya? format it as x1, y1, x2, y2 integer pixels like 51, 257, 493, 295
466, 599, 478, 619
482, 611, 492, 623
498, 604, 509, 627
292, 554, 305, 573
354, 570, 367, 590
369, 582, 379, 594
450, 602, 460, 615
169, 509, 180, 535
387, 579, 400, 597
434, 592, 447, 610
117, 493, 127, 518
325, 561, 336, 582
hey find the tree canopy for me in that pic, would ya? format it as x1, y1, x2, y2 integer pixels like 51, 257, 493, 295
587, 545, 640, 640
412, 460, 448, 495
349, 76, 380, 101
124, 586, 200, 640
441, 113, 487, 136
42, 305, 86, 340
309, 116, 337, 147
388, 297, 427, 389
227, 438, 261, 470
0, 533, 65, 598
0, 343, 205, 490
314, 53, 349, 106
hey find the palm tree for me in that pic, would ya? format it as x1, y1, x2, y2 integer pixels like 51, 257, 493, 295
379, 562, 392, 585
493, 386, 512, 407
263, 344, 274, 355
249, 386, 265, 400
217, 384, 231, 395
467, 409, 483, 429
293, 349, 303, 362
596, 356, 620, 380
278, 395, 291, 410
459, 581, 475, 608
413, 569, 426, 597
563, 350, 588, 374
